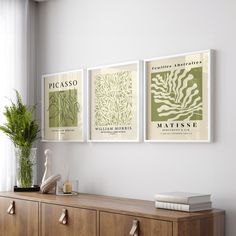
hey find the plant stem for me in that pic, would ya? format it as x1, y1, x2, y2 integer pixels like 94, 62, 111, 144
16, 147, 33, 188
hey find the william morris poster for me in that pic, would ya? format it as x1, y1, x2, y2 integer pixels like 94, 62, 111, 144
43, 70, 83, 141
145, 50, 211, 142
89, 62, 139, 141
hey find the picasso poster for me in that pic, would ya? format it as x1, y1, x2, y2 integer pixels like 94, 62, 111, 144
145, 50, 211, 142
42, 70, 84, 141
88, 62, 140, 141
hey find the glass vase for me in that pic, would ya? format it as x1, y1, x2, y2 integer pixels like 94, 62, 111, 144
15, 147, 37, 188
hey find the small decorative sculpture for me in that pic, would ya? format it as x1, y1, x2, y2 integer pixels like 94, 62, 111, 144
40, 174, 61, 194
42, 149, 52, 184
40, 149, 61, 194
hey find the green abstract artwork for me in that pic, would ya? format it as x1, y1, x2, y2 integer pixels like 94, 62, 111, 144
48, 89, 80, 127
151, 67, 203, 122
95, 71, 133, 126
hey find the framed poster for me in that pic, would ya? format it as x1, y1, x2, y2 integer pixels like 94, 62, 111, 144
42, 69, 84, 142
88, 61, 140, 142
144, 50, 211, 142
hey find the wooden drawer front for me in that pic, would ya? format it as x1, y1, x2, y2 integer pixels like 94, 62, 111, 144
173, 214, 225, 236
100, 211, 172, 236
41, 203, 96, 236
0, 196, 39, 236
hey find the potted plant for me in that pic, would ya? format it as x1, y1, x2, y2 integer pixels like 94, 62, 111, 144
0, 91, 40, 188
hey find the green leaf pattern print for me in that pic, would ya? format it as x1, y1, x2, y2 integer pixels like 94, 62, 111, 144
151, 67, 203, 122
95, 71, 133, 126
48, 89, 80, 127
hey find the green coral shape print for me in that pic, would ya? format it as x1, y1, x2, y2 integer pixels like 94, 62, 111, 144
151, 67, 203, 122
95, 71, 133, 126
48, 89, 80, 127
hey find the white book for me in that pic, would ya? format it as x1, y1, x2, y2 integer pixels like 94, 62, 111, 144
155, 201, 212, 212
154, 192, 211, 204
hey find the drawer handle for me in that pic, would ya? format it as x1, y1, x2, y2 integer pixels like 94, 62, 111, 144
59, 209, 68, 225
129, 219, 139, 236
7, 201, 15, 215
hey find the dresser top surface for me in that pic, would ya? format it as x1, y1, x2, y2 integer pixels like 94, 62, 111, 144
0, 192, 224, 222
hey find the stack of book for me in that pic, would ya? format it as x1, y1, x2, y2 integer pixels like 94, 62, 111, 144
154, 192, 212, 212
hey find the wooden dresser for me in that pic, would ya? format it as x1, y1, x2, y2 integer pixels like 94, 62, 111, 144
0, 192, 225, 236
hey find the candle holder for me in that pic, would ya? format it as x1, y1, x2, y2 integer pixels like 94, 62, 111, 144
56, 180, 79, 195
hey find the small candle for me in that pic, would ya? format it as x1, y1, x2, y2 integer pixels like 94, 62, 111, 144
63, 181, 72, 194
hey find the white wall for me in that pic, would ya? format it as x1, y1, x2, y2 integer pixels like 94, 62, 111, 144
36, 0, 236, 235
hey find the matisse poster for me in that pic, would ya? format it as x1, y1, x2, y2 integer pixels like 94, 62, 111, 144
145, 50, 211, 142
43, 70, 83, 141
88, 62, 139, 142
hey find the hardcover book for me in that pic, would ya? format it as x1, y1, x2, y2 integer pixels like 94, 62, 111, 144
155, 201, 212, 212
154, 192, 211, 204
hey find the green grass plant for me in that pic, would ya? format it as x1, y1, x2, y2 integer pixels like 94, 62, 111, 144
0, 91, 40, 187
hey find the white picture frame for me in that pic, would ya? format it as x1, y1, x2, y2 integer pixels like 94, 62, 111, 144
144, 50, 212, 142
42, 69, 85, 142
87, 61, 142, 142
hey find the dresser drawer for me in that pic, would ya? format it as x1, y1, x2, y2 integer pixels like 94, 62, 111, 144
0, 192, 225, 236
0, 196, 39, 236
41, 203, 96, 236
100, 211, 172, 236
